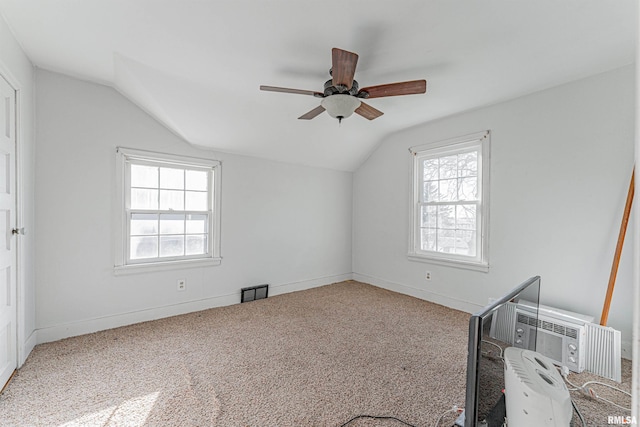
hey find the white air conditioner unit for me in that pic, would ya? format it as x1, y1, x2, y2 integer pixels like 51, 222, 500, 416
512, 306, 588, 373
490, 300, 621, 381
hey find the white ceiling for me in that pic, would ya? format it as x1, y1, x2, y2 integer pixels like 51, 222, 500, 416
0, 1, 636, 171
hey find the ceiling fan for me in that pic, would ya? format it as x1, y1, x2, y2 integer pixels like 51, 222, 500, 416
260, 48, 427, 123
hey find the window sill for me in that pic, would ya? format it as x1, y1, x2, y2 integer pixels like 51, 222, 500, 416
408, 253, 489, 273
114, 257, 222, 276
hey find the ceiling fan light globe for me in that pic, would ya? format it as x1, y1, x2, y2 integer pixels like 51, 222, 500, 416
321, 95, 361, 120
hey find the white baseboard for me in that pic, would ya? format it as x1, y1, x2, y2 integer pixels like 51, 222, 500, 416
18, 330, 37, 366
269, 273, 353, 296
353, 272, 483, 314
36, 273, 353, 345
36, 293, 238, 344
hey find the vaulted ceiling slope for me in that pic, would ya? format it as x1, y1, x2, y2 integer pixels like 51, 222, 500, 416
0, 1, 636, 171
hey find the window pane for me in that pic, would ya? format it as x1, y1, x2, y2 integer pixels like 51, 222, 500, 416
459, 177, 478, 201
159, 190, 184, 210
160, 167, 184, 190
186, 235, 207, 255
131, 213, 158, 235
131, 165, 158, 188
438, 179, 457, 202
185, 191, 208, 211
439, 155, 457, 179
131, 236, 158, 259
420, 228, 436, 251
422, 159, 438, 181
458, 151, 478, 177
436, 229, 456, 253
456, 230, 476, 257
437, 205, 456, 229
160, 235, 184, 257
160, 213, 185, 234
420, 206, 437, 228
456, 205, 477, 230
186, 170, 208, 191
186, 214, 208, 234
423, 181, 438, 202
131, 188, 158, 210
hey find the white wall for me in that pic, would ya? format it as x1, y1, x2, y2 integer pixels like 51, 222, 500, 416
0, 15, 37, 364
35, 70, 352, 342
353, 65, 636, 357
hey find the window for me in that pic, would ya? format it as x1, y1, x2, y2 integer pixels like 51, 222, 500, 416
115, 148, 221, 272
409, 131, 490, 271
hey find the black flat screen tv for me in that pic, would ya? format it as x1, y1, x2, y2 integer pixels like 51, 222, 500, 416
463, 276, 541, 427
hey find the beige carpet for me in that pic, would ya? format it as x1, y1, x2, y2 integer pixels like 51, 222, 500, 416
0, 281, 632, 426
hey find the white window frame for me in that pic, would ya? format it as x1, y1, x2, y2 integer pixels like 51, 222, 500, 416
114, 147, 222, 274
408, 130, 490, 272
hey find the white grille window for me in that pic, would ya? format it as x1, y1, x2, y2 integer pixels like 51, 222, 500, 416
115, 148, 221, 272
409, 131, 490, 271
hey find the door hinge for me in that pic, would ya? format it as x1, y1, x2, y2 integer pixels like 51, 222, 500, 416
11, 228, 24, 235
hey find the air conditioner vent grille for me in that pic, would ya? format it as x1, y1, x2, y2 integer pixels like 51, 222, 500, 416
517, 313, 577, 339
517, 313, 541, 327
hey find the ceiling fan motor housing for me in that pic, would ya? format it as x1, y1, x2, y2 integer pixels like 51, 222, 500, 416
324, 79, 359, 97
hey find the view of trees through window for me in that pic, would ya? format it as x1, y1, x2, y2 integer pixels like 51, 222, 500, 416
419, 149, 479, 257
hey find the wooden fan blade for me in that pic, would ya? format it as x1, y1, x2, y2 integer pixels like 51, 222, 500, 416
298, 105, 326, 120
332, 48, 359, 89
355, 102, 384, 120
358, 80, 427, 99
260, 85, 323, 97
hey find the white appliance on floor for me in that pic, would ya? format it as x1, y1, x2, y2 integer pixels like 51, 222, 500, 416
503, 347, 572, 426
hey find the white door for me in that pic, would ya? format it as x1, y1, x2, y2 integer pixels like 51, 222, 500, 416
0, 74, 17, 391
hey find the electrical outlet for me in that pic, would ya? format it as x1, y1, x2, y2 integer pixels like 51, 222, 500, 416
425, 271, 431, 280
177, 279, 186, 291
